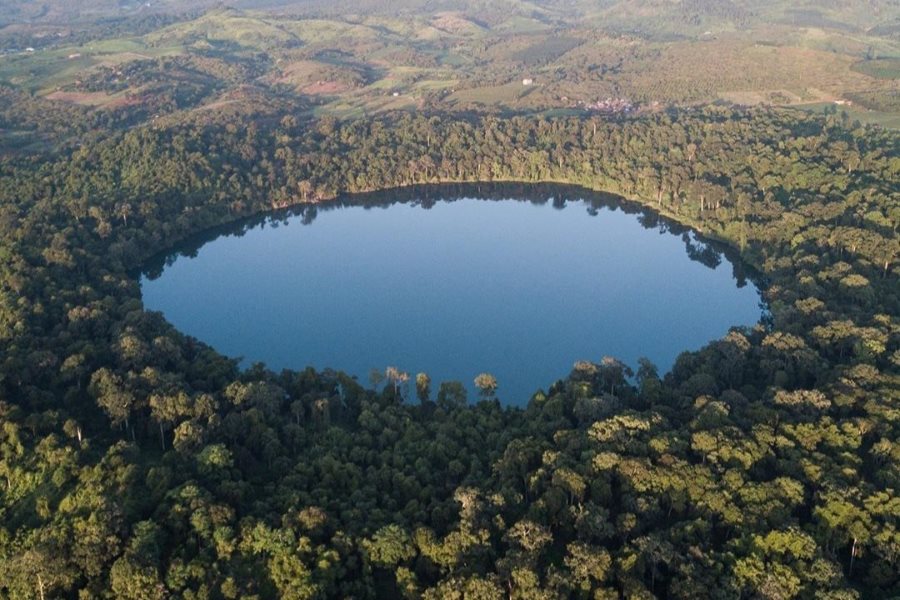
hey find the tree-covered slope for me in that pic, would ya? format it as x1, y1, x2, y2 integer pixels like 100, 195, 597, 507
0, 106, 897, 598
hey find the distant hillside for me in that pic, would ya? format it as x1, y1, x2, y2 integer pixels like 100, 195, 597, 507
3, 0, 900, 37
1, 0, 898, 128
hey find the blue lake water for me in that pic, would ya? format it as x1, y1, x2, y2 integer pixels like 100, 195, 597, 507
141, 185, 763, 405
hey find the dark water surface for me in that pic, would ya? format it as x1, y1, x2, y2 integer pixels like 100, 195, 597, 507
141, 184, 763, 405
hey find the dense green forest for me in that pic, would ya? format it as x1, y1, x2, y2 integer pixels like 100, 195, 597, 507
0, 100, 897, 599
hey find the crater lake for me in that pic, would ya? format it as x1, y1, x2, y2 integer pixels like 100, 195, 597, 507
140, 184, 764, 404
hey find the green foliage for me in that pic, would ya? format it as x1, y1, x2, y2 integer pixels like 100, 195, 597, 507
0, 95, 896, 599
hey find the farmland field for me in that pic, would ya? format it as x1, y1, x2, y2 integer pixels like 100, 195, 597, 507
0, 0, 896, 130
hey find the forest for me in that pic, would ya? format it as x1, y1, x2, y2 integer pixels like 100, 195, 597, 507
0, 92, 897, 599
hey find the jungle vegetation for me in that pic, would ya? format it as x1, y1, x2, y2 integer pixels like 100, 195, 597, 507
0, 97, 897, 599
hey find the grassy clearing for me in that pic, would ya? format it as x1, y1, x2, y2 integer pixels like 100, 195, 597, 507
354, 16, 420, 38
314, 91, 417, 118
88, 38, 148, 54
447, 82, 533, 106
0, 38, 185, 94
792, 28, 900, 60
846, 89, 900, 113
280, 19, 380, 45
852, 58, 900, 79
799, 102, 900, 129
615, 41, 881, 103
719, 89, 807, 106
509, 35, 584, 66
493, 16, 550, 34
412, 78, 458, 92
430, 13, 487, 37
44, 89, 124, 106
439, 52, 469, 67
144, 10, 300, 50
0, 51, 97, 92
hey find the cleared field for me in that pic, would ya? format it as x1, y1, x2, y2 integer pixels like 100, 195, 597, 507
800, 102, 900, 129
273, 58, 371, 93
852, 58, 900, 79
430, 13, 487, 37
493, 15, 550, 34
412, 78, 458, 91
0, 41, 185, 94
447, 82, 536, 106
719, 89, 812, 106
45, 90, 124, 106
144, 11, 301, 49
615, 42, 880, 103
278, 19, 381, 44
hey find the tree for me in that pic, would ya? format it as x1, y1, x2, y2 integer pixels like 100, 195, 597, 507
437, 381, 468, 409
416, 372, 431, 403
88, 368, 136, 436
597, 357, 633, 395
109, 557, 166, 600
148, 391, 190, 451
369, 368, 385, 391
1, 545, 76, 600
635, 357, 662, 405
362, 524, 415, 567
386, 366, 410, 398
565, 542, 612, 591
815, 491, 874, 577
506, 520, 552, 554
474, 373, 498, 400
